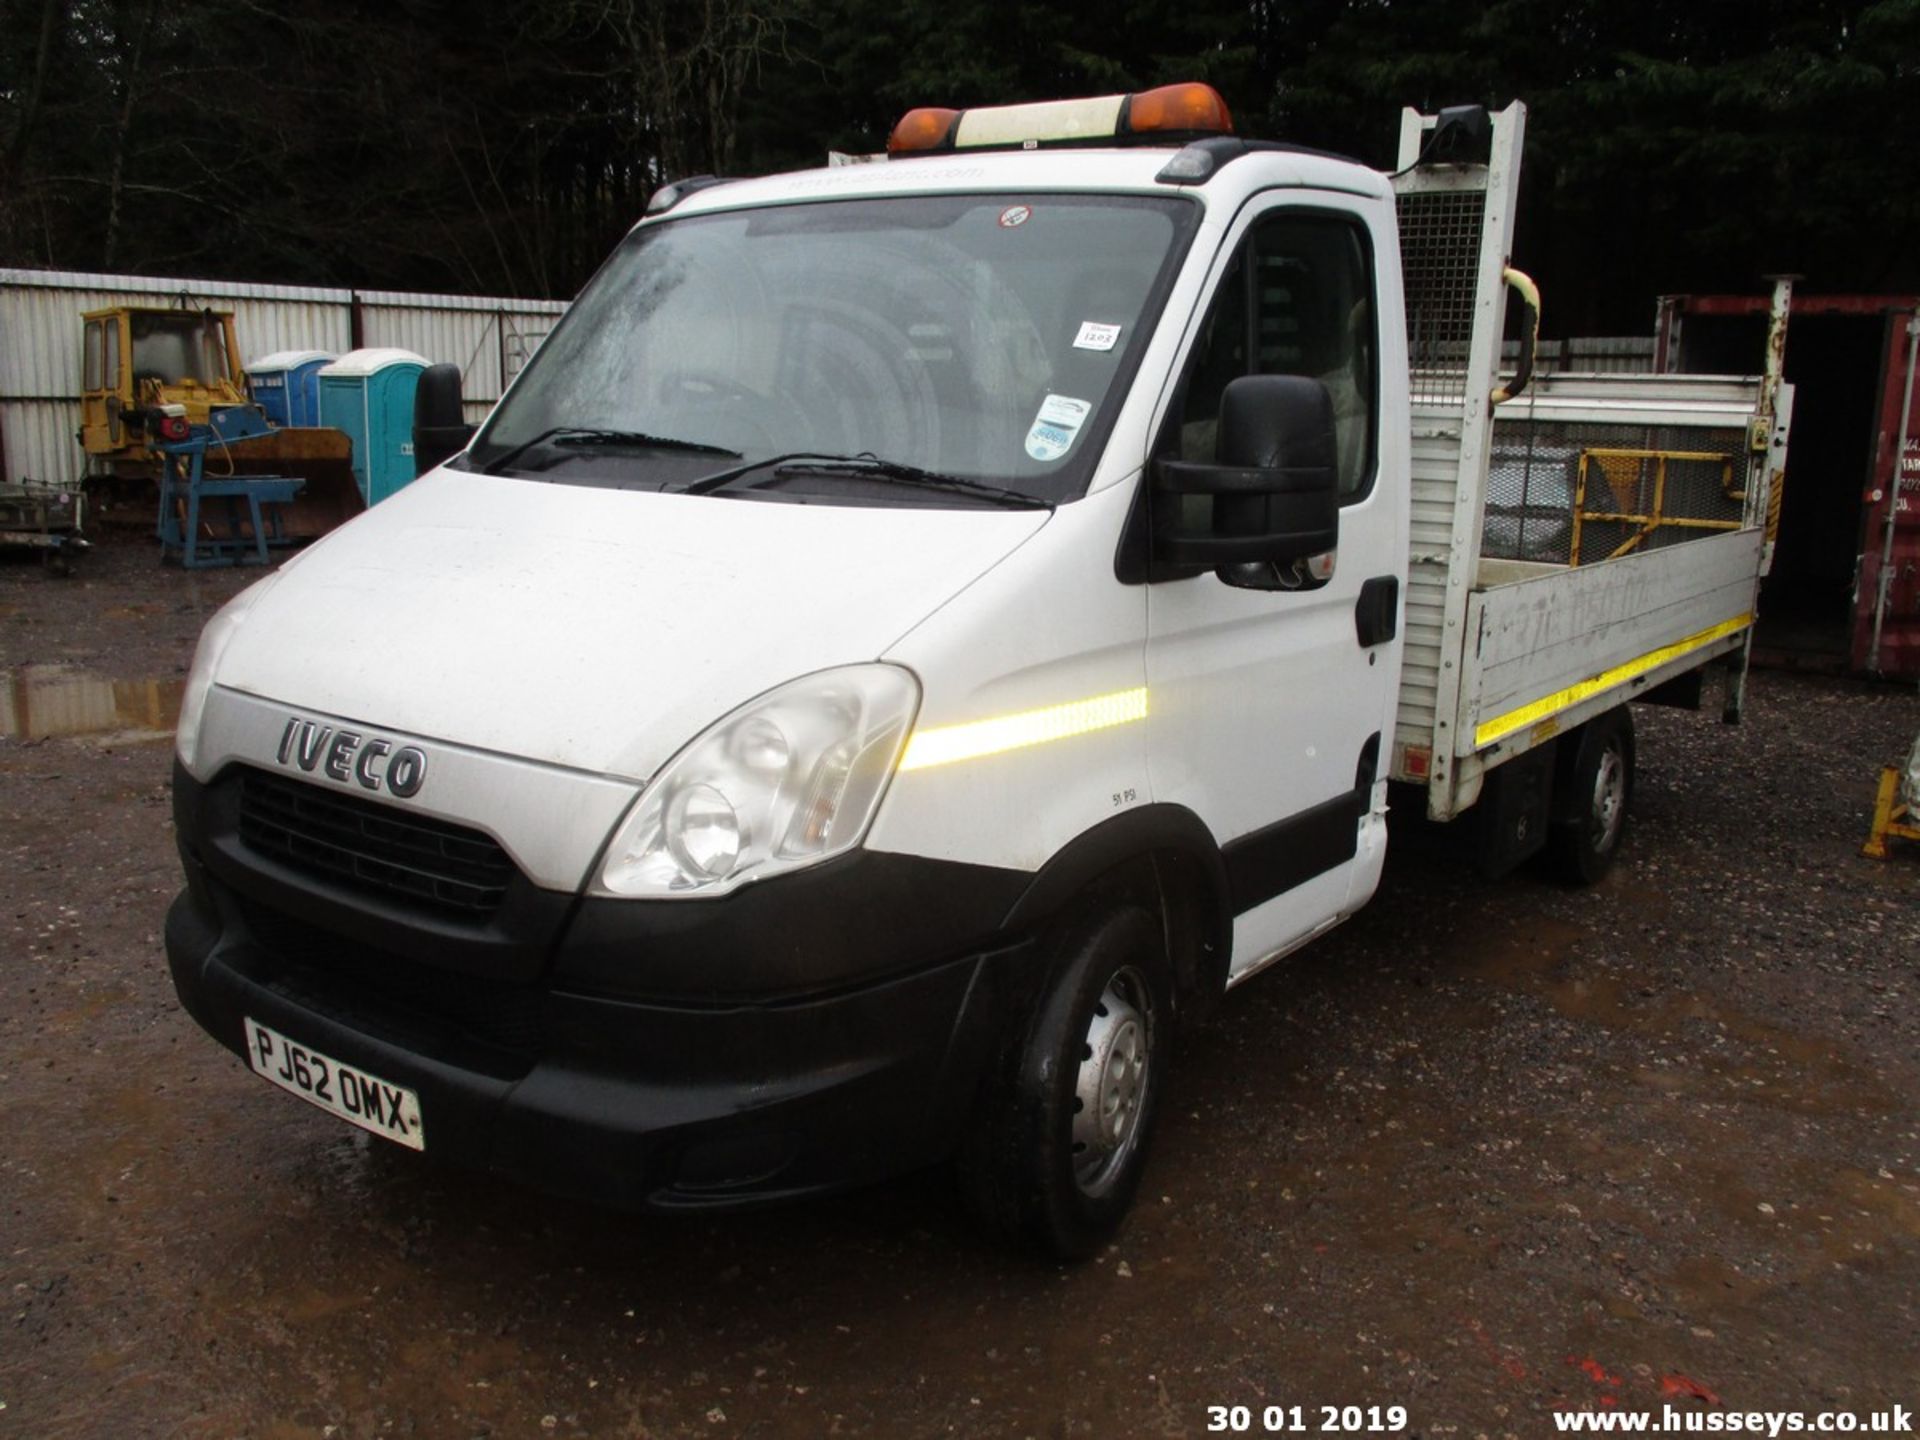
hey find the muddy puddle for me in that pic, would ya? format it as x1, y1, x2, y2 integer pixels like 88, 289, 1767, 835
2, 663, 183, 741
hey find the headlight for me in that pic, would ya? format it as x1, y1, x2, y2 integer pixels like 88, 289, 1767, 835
596, 665, 920, 898
175, 575, 280, 775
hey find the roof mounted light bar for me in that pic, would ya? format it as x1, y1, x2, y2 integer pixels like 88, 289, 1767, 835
888, 83, 1233, 158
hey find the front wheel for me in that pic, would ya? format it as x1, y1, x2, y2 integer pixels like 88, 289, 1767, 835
1547, 708, 1634, 884
962, 905, 1172, 1260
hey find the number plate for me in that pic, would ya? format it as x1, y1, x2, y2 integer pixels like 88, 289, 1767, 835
243, 1017, 425, 1151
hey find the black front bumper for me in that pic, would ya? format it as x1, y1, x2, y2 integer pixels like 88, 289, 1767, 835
166, 762, 1033, 1210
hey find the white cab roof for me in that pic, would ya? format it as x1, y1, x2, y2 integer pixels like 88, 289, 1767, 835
664, 144, 1389, 227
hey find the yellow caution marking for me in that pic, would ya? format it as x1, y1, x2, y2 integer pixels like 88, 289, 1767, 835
1473, 616, 1752, 751
899, 687, 1148, 772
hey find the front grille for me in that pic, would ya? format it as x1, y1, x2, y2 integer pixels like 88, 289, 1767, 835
237, 767, 516, 917
238, 899, 547, 1074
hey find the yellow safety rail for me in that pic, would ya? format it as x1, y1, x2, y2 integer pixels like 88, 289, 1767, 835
1568, 447, 1743, 566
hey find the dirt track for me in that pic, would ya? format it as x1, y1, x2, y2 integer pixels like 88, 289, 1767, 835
3, 535, 1918, 1439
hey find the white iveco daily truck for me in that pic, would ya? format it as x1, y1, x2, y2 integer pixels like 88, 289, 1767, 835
166, 89, 1789, 1257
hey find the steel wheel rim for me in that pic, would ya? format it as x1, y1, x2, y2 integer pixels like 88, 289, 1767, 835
1589, 741, 1626, 854
1070, 964, 1154, 1198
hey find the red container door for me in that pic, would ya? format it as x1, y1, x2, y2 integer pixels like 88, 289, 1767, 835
1851, 313, 1920, 678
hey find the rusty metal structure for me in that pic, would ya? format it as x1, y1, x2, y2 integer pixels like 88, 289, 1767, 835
1656, 290, 1920, 681
1867, 316, 1920, 676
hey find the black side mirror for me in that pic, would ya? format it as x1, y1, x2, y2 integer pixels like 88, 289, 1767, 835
1151, 374, 1340, 577
413, 363, 475, 476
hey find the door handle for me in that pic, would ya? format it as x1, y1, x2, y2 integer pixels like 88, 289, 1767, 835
1355, 576, 1399, 647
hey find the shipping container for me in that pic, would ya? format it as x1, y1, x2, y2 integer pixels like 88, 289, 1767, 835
1656, 293, 1920, 680
1857, 315, 1920, 679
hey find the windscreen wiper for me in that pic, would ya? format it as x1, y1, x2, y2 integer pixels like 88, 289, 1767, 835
482, 426, 741, 475
683, 452, 1053, 510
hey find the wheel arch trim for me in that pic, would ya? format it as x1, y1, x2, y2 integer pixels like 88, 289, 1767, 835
1000, 803, 1231, 1007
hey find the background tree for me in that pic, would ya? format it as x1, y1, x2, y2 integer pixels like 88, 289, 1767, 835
0, 0, 1913, 334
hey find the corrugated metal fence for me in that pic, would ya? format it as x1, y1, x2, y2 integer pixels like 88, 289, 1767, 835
1500, 336, 1656, 374
0, 267, 568, 486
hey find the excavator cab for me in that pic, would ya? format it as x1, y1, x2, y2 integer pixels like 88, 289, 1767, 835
78, 304, 363, 539
81, 306, 249, 465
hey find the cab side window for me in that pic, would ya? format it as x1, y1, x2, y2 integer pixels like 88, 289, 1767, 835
84, 321, 104, 392
1176, 212, 1376, 500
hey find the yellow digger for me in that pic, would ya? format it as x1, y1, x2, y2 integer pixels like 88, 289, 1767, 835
78, 304, 363, 539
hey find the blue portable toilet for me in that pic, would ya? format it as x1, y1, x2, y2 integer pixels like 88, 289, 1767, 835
246, 350, 335, 428
317, 348, 429, 506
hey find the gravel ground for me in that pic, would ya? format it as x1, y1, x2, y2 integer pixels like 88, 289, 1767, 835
2, 532, 1917, 1439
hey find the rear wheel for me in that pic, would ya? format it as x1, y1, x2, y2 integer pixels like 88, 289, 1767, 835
1548, 708, 1634, 884
963, 904, 1172, 1260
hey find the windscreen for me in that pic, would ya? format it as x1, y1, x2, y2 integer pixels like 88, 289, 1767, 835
470, 192, 1194, 503
129, 313, 231, 387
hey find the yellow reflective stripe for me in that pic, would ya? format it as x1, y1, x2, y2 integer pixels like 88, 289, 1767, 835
1472, 615, 1753, 751
898, 687, 1148, 772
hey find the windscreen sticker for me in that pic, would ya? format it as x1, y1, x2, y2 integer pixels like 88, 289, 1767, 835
997, 205, 1032, 228
1073, 321, 1122, 352
1024, 393, 1092, 462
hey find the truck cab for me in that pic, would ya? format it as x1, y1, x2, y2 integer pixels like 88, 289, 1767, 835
164, 88, 1780, 1257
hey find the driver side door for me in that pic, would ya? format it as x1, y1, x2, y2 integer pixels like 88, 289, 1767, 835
1142, 193, 1405, 982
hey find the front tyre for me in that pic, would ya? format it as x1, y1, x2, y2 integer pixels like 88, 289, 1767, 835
965, 905, 1172, 1260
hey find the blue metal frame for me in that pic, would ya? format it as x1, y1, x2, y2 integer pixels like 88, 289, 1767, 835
155, 435, 304, 569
